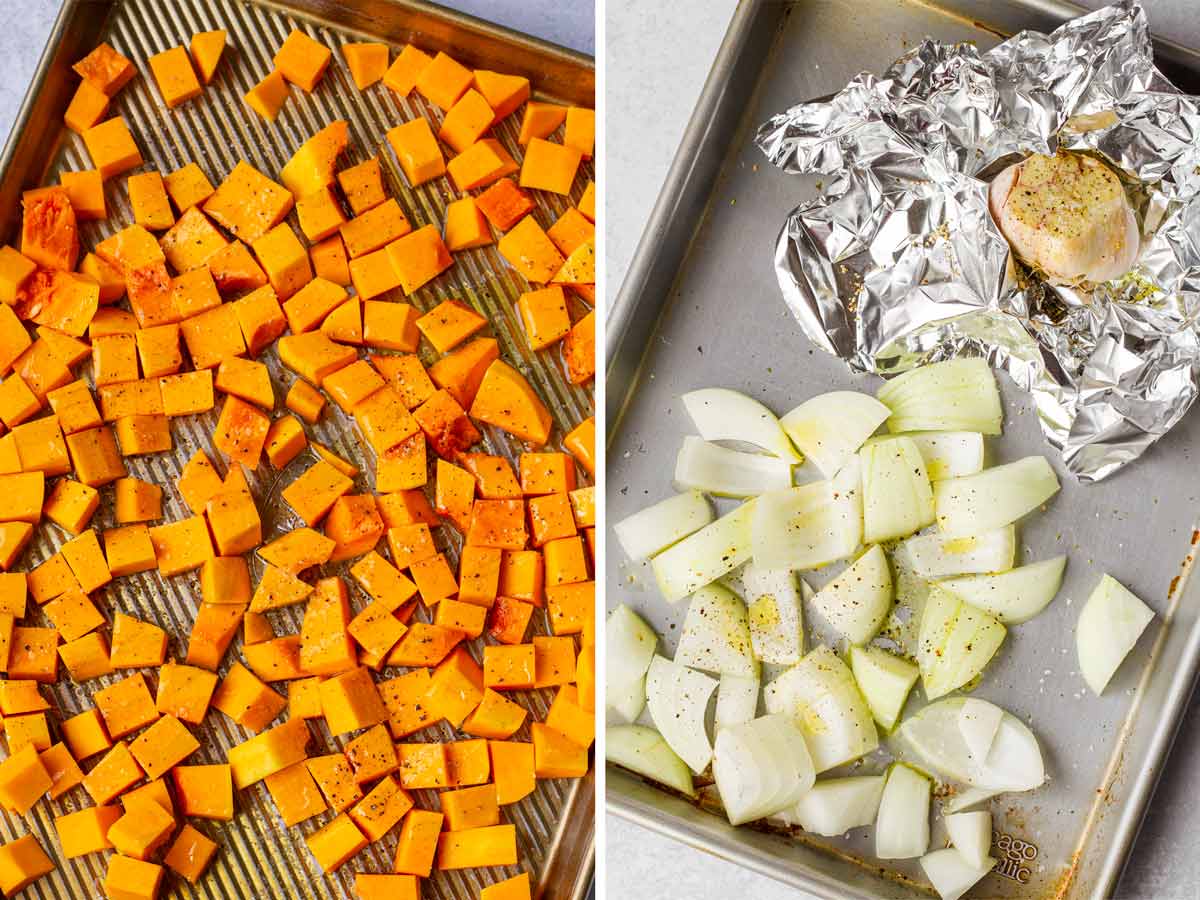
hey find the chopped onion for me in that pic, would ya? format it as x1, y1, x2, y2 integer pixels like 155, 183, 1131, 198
901, 431, 985, 481
1076, 574, 1154, 696
608, 676, 647, 724
742, 563, 805, 666
920, 848, 996, 900
674, 584, 758, 679
933, 456, 1060, 537
957, 698, 1002, 763
849, 645, 918, 731
875, 764, 931, 859
780, 390, 890, 476
716, 673, 760, 732
903, 526, 1016, 579
877, 358, 1002, 435
918, 588, 1006, 701
652, 500, 755, 602
939, 556, 1066, 624
764, 646, 878, 772
751, 460, 862, 570
944, 786, 1000, 814
606, 604, 658, 691
712, 714, 815, 825
606, 724, 696, 798
682, 388, 801, 461
645, 655, 719, 774
674, 436, 793, 497
614, 490, 713, 560
860, 436, 934, 543
893, 698, 1045, 792
945, 810, 992, 868
811, 544, 893, 645
783, 775, 886, 836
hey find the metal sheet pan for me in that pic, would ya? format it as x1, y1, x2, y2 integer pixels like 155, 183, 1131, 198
0, 1, 594, 898
605, 1, 1200, 897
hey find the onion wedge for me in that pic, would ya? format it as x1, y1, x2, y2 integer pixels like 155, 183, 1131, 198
742, 563, 805, 666
945, 810, 992, 869
652, 500, 755, 602
783, 775, 886, 836
933, 456, 1060, 537
918, 587, 1006, 701
751, 460, 862, 570
875, 763, 931, 859
901, 431, 985, 481
944, 786, 1001, 814
674, 436, 792, 497
606, 605, 657, 722
606, 724, 697, 797
712, 714, 815, 825
958, 698, 1002, 763
614, 490, 713, 561
849, 645, 918, 731
645, 655, 718, 774
860, 436, 935, 543
716, 673, 760, 732
682, 388, 800, 461
811, 544, 893, 645
903, 527, 1016, 579
939, 556, 1066, 624
920, 848, 997, 900
780, 390, 890, 476
608, 676, 647, 723
877, 358, 1002, 435
1076, 574, 1154, 695
764, 646, 878, 772
674, 584, 758, 679
893, 698, 1045, 792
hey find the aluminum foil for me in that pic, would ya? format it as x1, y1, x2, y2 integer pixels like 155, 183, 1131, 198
756, 0, 1200, 481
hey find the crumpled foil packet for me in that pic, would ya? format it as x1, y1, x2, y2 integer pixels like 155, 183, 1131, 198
755, 0, 1200, 482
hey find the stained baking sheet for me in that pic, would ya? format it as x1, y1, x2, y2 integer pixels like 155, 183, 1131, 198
0, 1, 594, 898
605, 1, 1200, 897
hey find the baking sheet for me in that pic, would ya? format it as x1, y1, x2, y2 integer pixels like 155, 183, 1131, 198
605, 1, 1200, 897
0, 1, 595, 898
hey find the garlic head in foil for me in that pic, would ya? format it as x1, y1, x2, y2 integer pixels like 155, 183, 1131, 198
988, 152, 1139, 286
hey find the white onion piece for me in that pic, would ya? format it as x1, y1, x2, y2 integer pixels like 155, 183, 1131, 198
764, 646, 878, 772
944, 786, 1001, 814
917, 585, 961, 675
958, 698, 1002, 763
945, 810, 992, 869
877, 358, 1002, 435
675, 584, 758, 679
849, 645, 918, 731
904, 527, 1016, 579
645, 655, 718, 774
934, 456, 1060, 537
682, 388, 800, 461
780, 391, 890, 476
742, 563, 805, 666
1076, 574, 1154, 695
875, 764, 931, 859
783, 775, 886, 836
920, 590, 1007, 701
752, 460, 862, 570
811, 544, 893, 645
674, 436, 793, 497
894, 698, 1045, 792
712, 714, 815, 825
860, 436, 935, 543
652, 500, 755, 602
608, 676, 647, 723
902, 431, 985, 481
920, 849, 997, 900
940, 556, 1066, 624
607, 725, 697, 797
606, 604, 658, 692
614, 490, 713, 561
715, 673, 760, 732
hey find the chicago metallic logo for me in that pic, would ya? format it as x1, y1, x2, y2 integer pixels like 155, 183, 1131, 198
993, 830, 1038, 884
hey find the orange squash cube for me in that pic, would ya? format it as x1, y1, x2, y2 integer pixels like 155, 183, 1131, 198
472, 70, 530, 124
172, 763, 234, 820
203, 161, 294, 244
337, 157, 387, 215
244, 68, 290, 121
517, 285, 571, 350
306, 753, 362, 812
189, 29, 227, 85
55, 804, 122, 858
518, 101, 567, 144
65, 80, 110, 134
342, 42, 389, 90
103, 855, 162, 900
439, 89, 494, 154
148, 46, 202, 108
444, 196, 493, 251
148, 515, 214, 576
73, 43, 135, 95
487, 596, 534, 645
82, 117, 143, 179
462, 688, 526, 740
163, 824, 217, 884
564, 106, 595, 158
274, 29, 332, 92
264, 760, 327, 826
392, 808, 443, 876
227, 718, 310, 789
476, 178, 533, 232
387, 118, 445, 187
489, 741, 534, 805
482, 644, 535, 691
383, 45, 431, 96
482, 873, 532, 900
319, 666, 389, 735
498, 215, 564, 284
470, 359, 553, 446
0, 834, 54, 896
436, 824, 517, 869
446, 139, 519, 192
251, 222, 312, 301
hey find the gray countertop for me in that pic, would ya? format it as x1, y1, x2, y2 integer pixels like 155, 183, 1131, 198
605, 1, 1200, 898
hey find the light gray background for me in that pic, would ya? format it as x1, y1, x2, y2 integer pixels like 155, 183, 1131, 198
605, 1, 1200, 899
